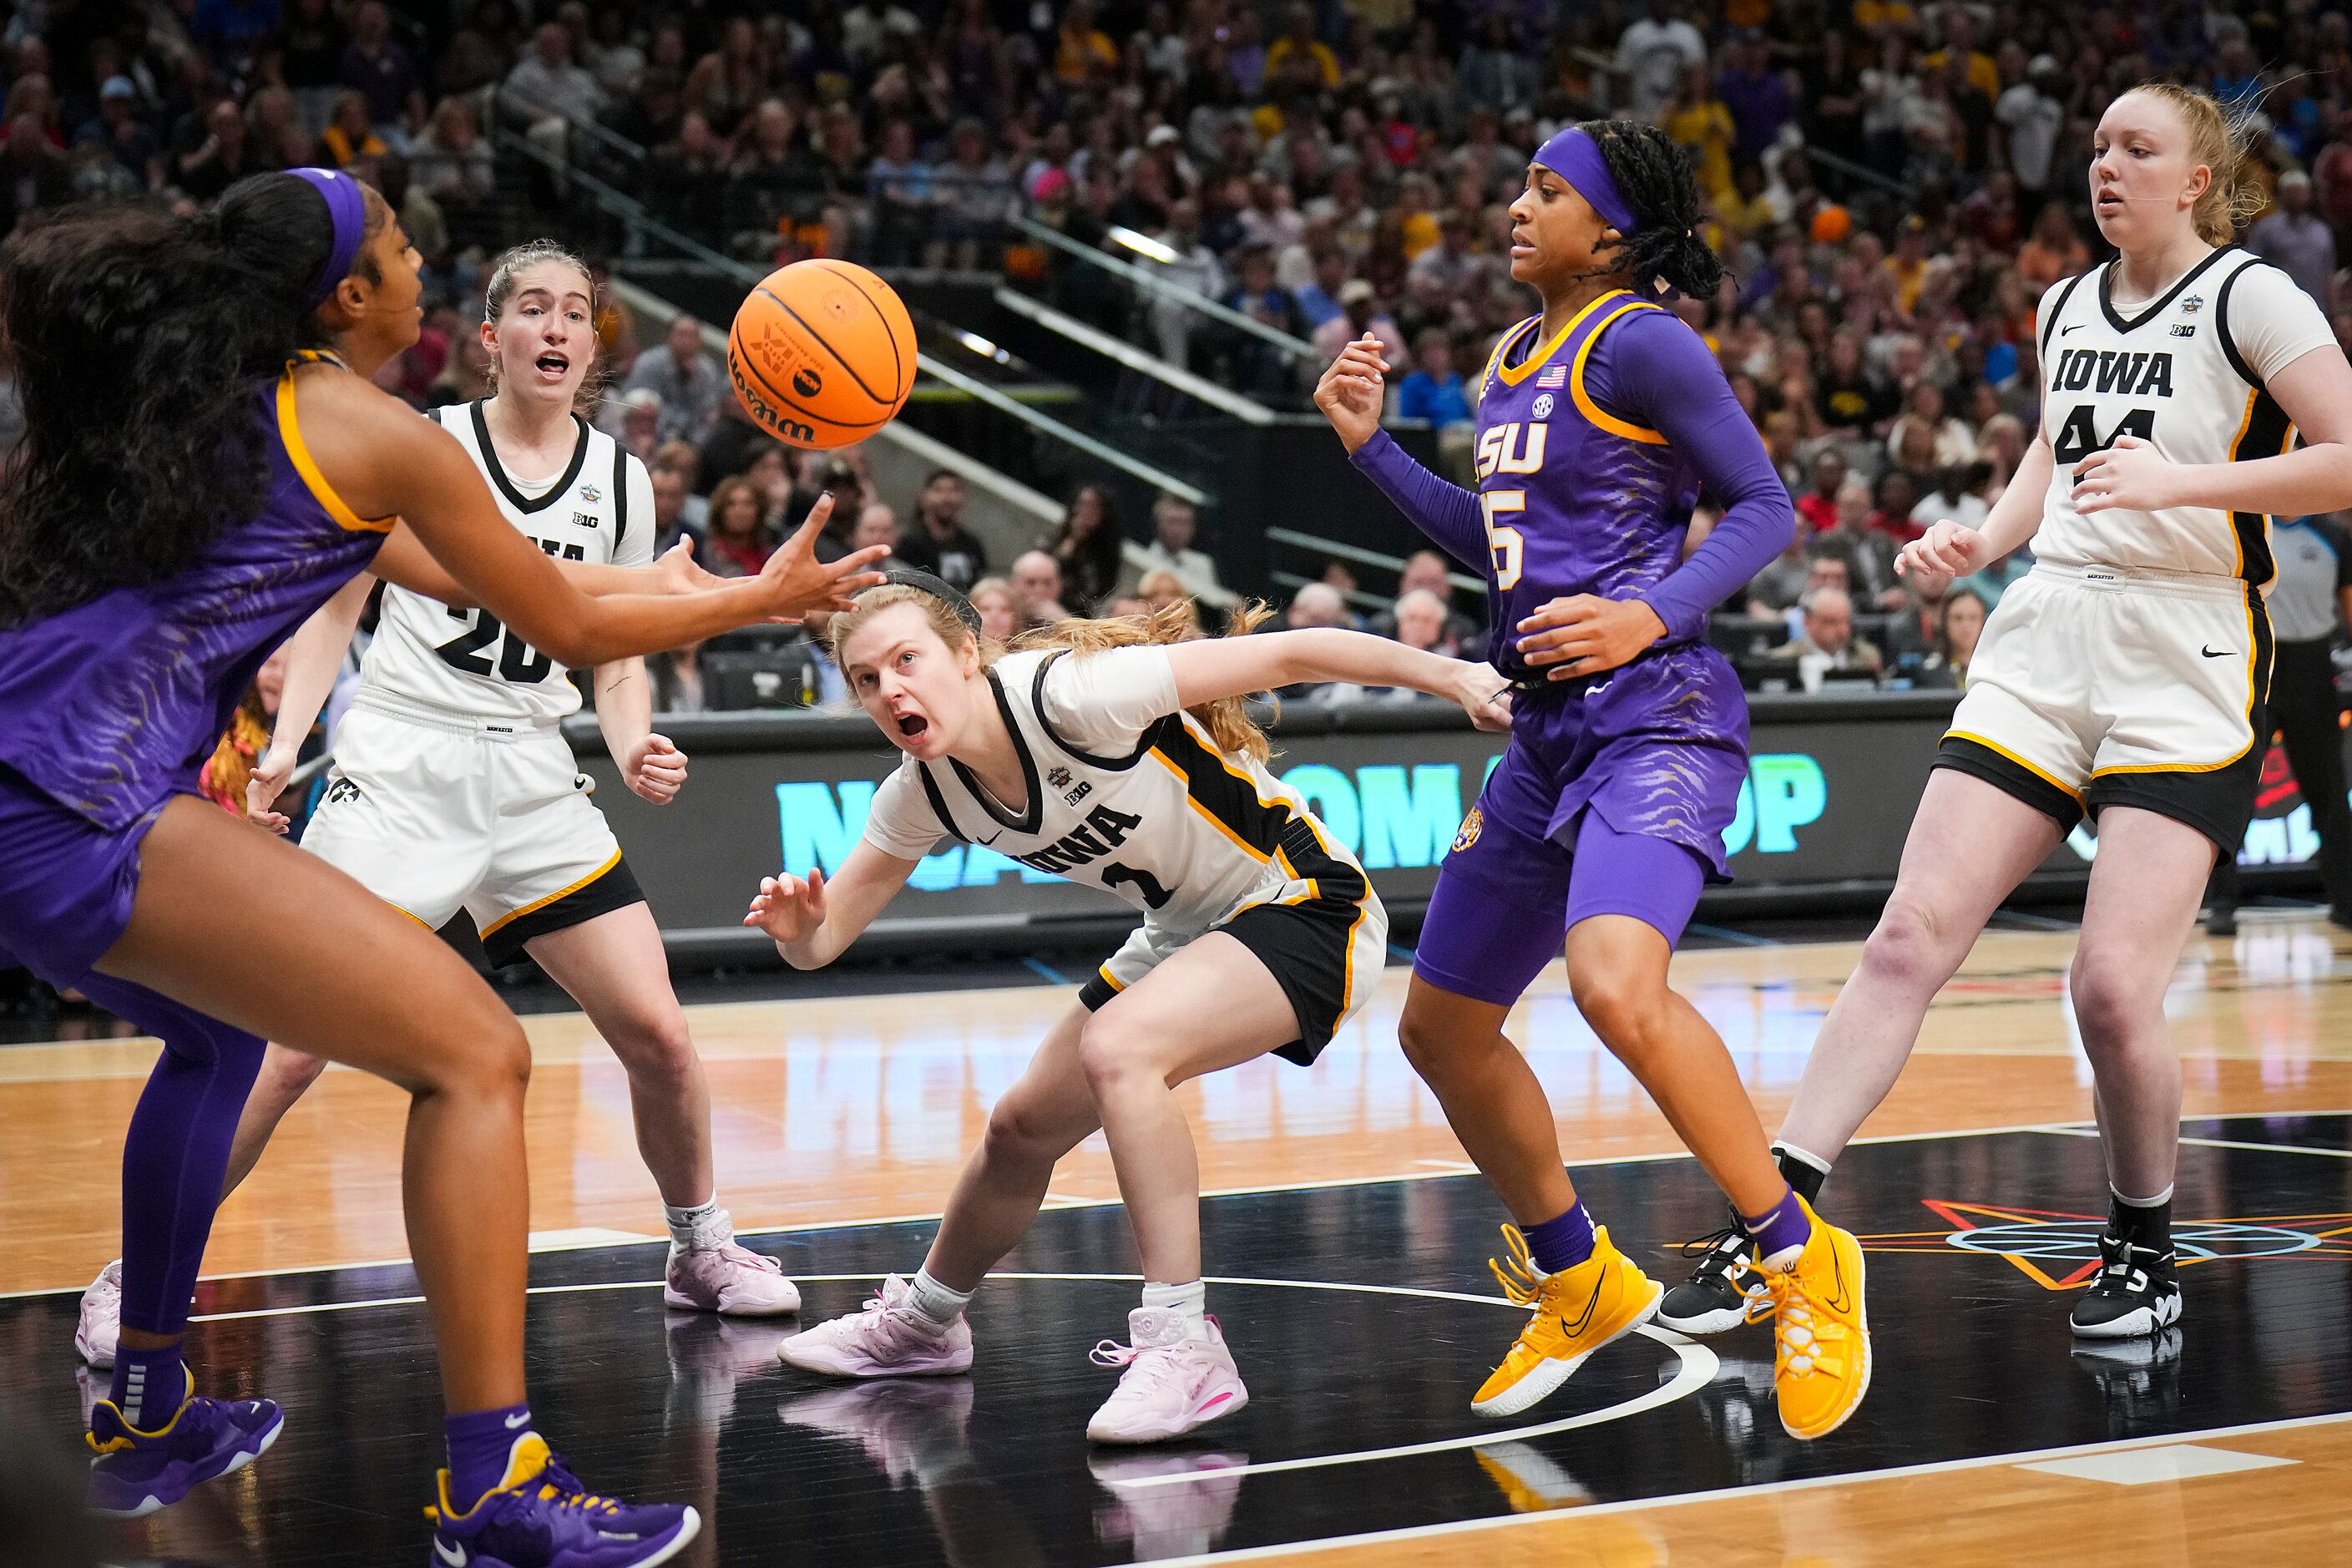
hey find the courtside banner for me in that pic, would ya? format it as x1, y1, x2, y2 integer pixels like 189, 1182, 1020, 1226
568, 690, 2172, 953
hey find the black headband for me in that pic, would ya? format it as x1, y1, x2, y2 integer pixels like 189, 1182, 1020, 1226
863, 569, 984, 636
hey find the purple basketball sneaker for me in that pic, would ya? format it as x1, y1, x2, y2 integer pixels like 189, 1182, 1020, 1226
85, 1387, 284, 1517
423, 1433, 699, 1568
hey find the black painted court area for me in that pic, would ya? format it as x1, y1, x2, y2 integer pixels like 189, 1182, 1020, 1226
7, 1118, 2351, 1565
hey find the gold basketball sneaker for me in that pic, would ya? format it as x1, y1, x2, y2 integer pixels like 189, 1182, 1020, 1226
1758, 1196, 1871, 1439
1472, 1223, 1663, 1418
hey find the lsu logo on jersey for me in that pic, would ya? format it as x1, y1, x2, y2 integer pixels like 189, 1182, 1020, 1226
1474, 422, 1548, 481
1451, 805, 1483, 854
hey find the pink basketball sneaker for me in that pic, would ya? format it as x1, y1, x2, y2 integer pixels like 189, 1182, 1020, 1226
662, 1215, 800, 1318
76, 1258, 121, 1370
777, 1276, 974, 1378
1085, 1310, 1248, 1444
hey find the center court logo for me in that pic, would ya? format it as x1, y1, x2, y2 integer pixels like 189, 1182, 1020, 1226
1858, 1200, 2352, 1289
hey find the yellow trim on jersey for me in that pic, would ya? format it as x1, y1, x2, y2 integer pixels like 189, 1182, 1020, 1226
1495, 290, 1630, 387
478, 848, 624, 938
388, 903, 432, 929
276, 357, 395, 534
1297, 811, 1372, 1014
1570, 301, 1669, 444
1481, 316, 1540, 396
2227, 389, 2258, 579
1944, 730, 2084, 800
1148, 714, 1290, 864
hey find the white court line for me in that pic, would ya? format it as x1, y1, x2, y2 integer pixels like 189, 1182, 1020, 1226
2029, 1125, 2352, 1159
178, 1269, 1722, 1484
8, 1110, 2344, 1303
1132, 1409, 2352, 1568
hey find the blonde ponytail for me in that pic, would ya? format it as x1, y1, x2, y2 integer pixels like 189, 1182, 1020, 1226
1014, 599, 1277, 763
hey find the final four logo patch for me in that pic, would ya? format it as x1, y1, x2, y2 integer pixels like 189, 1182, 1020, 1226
2179, 294, 2203, 314
1451, 806, 1483, 854
579, 482, 603, 503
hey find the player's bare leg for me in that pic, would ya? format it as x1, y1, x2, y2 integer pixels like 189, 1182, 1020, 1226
2066, 806, 2210, 1338
529, 903, 798, 1314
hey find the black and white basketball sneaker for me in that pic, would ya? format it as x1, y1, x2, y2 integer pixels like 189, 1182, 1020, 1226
1654, 1223, 1770, 1335
2068, 1234, 2183, 1338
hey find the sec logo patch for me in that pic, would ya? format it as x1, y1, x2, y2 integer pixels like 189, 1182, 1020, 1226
1451, 806, 1483, 854
1530, 392, 1555, 420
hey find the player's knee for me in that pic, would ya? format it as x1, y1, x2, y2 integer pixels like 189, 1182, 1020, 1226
425, 1009, 532, 1102
982, 1095, 1058, 1166
262, 1047, 331, 1100
1398, 1005, 1485, 1084
1075, 1009, 1150, 1098
2068, 951, 2153, 1051
615, 1010, 699, 1090
1568, 968, 1669, 1059
1861, 896, 1955, 992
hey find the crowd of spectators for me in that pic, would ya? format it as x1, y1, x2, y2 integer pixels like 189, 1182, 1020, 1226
7, 3, 2352, 710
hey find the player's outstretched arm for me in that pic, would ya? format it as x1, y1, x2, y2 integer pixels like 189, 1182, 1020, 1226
375, 526, 724, 609
1166, 628, 1511, 731
746, 840, 920, 968
248, 570, 372, 832
300, 372, 886, 665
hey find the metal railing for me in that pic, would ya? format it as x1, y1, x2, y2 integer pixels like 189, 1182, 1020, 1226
1265, 525, 1484, 597
492, 120, 1209, 508
990, 288, 1277, 425
1014, 217, 1322, 364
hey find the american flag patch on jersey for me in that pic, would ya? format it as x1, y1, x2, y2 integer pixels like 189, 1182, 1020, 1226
1535, 365, 1567, 388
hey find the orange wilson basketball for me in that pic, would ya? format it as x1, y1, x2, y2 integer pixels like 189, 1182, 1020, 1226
727, 260, 917, 449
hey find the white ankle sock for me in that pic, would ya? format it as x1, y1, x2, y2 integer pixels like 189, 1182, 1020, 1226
2112, 1183, 2174, 1208
906, 1267, 974, 1327
1141, 1279, 1206, 1323
664, 1196, 725, 1248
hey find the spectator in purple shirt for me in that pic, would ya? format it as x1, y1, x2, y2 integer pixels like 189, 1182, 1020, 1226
341, 1, 422, 139
1717, 33, 1793, 162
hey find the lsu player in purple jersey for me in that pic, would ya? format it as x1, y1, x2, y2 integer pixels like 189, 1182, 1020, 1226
0, 171, 879, 1557
1317, 121, 1871, 1440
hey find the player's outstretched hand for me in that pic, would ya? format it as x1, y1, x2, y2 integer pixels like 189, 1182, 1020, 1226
745, 869, 827, 945
650, 536, 722, 595
756, 494, 889, 622
245, 745, 298, 835
1313, 332, 1388, 454
1895, 519, 1990, 580
625, 732, 690, 805
1515, 594, 1667, 680
2071, 435, 2183, 515
1451, 661, 1514, 732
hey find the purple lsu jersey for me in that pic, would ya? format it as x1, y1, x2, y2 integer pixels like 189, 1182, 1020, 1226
0, 350, 392, 829
1469, 291, 1750, 878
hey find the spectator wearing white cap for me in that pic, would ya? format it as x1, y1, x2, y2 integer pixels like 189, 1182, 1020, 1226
2253, 169, 2337, 306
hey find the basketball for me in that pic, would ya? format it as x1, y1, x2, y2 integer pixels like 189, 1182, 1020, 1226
726, 260, 916, 450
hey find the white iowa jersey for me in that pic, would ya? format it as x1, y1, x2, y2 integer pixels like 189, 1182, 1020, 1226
2033, 246, 2334, 584
862, 647, 1368, 936
360, 402, 655, 723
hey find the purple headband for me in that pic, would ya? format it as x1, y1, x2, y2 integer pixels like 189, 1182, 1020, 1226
1532, 126, 1636, 236
286, 167, 369, 307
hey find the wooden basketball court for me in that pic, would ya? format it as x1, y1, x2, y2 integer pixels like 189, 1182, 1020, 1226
5, 912, 2350, 1565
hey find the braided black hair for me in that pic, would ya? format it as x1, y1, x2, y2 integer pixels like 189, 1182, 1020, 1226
0, 173, 386, 624
1579, 119, 1727, 300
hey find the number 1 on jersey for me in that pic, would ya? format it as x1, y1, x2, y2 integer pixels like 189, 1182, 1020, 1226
1481, 489, 1525, 590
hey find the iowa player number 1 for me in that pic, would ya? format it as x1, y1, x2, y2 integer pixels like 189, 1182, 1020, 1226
1481, 490, 1525, 590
